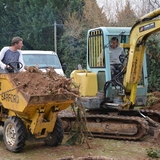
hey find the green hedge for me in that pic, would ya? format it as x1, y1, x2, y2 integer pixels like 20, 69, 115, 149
146, 35, 160, 92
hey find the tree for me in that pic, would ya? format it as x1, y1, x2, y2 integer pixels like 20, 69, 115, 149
0, 0, 85, 51
83, 0, 110, 28
146, 33, 160, 92
148, 0, 160, 10
0, 0, 21, 48
116, 1, 137, 27
13, 0, 59, 50
59, 0, 110, 77
0, 0, 98, 78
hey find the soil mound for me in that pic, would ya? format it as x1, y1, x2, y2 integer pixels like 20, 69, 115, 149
8, 67, 79, 97
147, 91, 160, 111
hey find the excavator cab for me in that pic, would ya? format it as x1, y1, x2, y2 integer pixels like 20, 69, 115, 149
86, 27, 147, 107
71, 27, 148, 109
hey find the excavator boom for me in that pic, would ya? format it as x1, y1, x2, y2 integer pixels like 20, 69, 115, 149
123, 8, 160, 107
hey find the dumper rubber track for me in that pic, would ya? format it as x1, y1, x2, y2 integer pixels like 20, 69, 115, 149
61, 114, 149, 141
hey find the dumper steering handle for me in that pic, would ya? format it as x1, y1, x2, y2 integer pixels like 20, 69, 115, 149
6, 62, 23, 72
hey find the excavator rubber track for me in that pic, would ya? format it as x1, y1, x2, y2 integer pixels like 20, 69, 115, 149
60, 114, 149, 141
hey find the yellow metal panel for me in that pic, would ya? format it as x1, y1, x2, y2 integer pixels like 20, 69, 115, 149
139, 8, 160, 22
70, 70, 98, 96
125, 19, 160, 84
93, 31, 95, 66
120, 43, 130, 48
77, 72, 97, 96
0, 74, 28, 112
30, 107, 58, 138
130, 83, 138, 106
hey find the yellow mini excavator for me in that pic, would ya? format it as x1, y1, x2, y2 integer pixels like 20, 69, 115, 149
61, 8, 160, 141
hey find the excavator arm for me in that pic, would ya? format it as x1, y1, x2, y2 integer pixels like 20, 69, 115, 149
122, 8, 160, 108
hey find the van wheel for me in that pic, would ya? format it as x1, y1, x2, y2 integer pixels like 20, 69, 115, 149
3, 116, 26, 153
44, 117, 64, 146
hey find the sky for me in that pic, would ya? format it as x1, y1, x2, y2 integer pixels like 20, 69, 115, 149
96, 0, 143, 8
96, 0, 148, 21
96, 0, 159, 14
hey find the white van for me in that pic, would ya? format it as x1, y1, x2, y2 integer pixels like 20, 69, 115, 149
21, 50, 64, 76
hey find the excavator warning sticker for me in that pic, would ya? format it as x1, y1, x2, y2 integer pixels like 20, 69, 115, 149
139, 22, 155, 32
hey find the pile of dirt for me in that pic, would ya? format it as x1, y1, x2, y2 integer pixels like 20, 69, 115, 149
8, 67, 79, 97
147, 91, 160, 111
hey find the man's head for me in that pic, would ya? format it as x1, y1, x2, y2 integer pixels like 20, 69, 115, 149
11, 36, 23, 50
110, 37, 118, 49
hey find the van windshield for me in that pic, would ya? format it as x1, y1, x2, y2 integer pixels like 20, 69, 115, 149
23, 54, 62, 69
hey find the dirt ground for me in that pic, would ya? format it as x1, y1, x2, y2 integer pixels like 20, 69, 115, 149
2, 68, 159, 159
146, 91, 160, 111
0, 126, 159, 160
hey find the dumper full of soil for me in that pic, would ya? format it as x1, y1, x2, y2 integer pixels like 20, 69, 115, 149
0, 67, 79, 117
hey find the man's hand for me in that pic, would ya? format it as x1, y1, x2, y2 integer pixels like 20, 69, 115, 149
6, 65, 11, 69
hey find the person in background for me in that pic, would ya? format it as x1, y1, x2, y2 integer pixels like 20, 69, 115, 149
109, 37, 125, 78
0, 36, 25, 72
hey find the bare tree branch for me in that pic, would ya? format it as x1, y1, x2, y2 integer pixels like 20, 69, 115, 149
148, 0, 160, 9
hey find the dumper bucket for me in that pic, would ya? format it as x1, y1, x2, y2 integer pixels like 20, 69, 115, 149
0, 68, 78, 138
